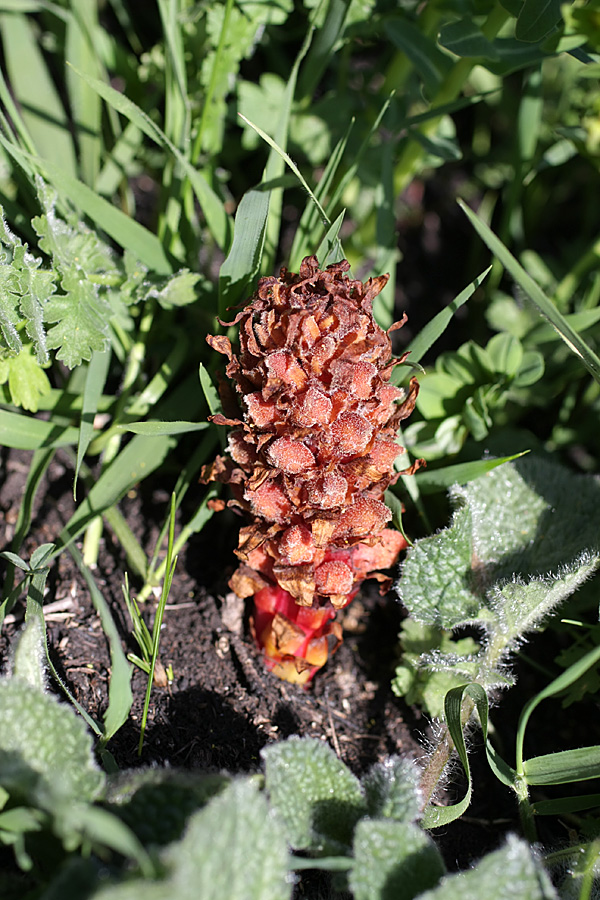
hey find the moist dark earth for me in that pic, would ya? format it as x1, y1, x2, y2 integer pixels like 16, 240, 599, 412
0, 444, 526, 873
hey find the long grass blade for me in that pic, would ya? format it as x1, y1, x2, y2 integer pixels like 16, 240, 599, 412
74, 348, 111, 499
460, 201, 600, 384
66, 64, 231, 250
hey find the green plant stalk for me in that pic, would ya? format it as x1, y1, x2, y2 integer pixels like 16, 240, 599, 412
394, 4, 510, 197
136, 484, 219, 604
138, 494, 178, 756
420, 625, 540, 839
554, 233, 600, 308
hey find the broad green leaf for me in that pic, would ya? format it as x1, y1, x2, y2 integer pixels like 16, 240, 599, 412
263, 737, 366, 853
386, 19, 452, 94
487, 332, 523, 376
398, 457, 600, 631
349, 820, 445, 900
165, 779, 290, 900
361, 757, 422, 823
459, 201, 600, 384
516, 0, 562, 41
438, 19, 500, 59
415, 371, 464, 418
0, 409, 80, 450
0, 346, 50, 412
116, 421, 209, 436
416, 835, 558, 900
414, 452, 528, 494
0, 662, 105, 807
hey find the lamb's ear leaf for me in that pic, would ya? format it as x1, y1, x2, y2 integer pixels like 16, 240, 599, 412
349, 820, 445, 900
361, 757, 422, 823
263, 736, 366, 853
398, 457, 600, 632
415, 835, 558, 900
166, 779, 290, 900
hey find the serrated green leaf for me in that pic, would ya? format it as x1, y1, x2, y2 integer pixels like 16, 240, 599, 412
416, 835, 558, 900
147, 269, 201, 308
263, 737, 366, 853
349, 819, 445, 900
44, 271, 111, 367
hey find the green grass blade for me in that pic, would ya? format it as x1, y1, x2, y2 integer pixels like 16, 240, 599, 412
459, 200, 600, 384
516, 642, 600, 773
103, 506, 147, 580
393, 266, 492, 385
315, 210, 346, 267
116, 420, 209, 435
327, 92, 395, 214
415, 451, 529, 494
66, 0, 102, 187
218, 186, 270, 316
67, 64, 231, 250
238, 112, 330, 229
69, 542, 133, 743
289, 117, 354, 270
0, 132, 173, 273
532, 794, 600, 816
219, 28, 312, 312
74, 348, 111, 499
298, 0, 350, 100
0, 409, 80, 449
524, 746, 600, 786
0, 12, 77, 175
57, 433, 176, 552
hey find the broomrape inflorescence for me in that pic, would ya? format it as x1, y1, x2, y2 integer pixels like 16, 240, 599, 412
202, 256, 422, 684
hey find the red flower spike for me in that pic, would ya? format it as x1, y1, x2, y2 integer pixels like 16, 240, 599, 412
202, 256, 423, 683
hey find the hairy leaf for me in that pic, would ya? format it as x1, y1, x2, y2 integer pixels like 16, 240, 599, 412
263, 736, 365, 853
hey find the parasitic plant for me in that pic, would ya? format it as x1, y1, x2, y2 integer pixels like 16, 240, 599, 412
203, 256, 421, 683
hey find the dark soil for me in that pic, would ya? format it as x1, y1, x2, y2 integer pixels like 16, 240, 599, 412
0, 447, 422, 770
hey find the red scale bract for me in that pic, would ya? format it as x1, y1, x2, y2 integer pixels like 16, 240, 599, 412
202, 255, 422, 684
